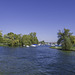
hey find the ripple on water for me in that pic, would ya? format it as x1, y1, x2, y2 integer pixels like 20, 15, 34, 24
0, 46, 75, 75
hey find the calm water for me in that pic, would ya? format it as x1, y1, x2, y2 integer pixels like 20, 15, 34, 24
0, 46, 75, 75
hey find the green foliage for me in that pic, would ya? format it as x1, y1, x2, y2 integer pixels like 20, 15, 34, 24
5, 32, 19, 46
0, 31, 38, 47
0, 31, 3, 43
70, 36, 75, 45
57, 28, 72, 50
29, 32, 38, 44
40, 40, 45, 44
22, 35, 31, 46
50, 46, 62, 49
21, 32, 38, 46
62, 37, 72, 50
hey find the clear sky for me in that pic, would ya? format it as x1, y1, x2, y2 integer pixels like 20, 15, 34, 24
0, 0, 75, 42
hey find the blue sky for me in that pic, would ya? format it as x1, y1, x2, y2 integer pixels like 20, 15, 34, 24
0, 0, 75, 42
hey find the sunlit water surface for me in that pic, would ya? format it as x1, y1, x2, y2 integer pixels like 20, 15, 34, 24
0, 46, 75, 75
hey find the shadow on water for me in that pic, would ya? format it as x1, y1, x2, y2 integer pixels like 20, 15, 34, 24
0, 46, 75, 75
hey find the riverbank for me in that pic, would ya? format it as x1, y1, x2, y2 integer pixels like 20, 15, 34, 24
0, 44, 7, 47
50, 46, 75, 51
50, 46, 62, 49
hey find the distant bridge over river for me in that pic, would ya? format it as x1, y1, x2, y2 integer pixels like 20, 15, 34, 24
45, 42, 57, 46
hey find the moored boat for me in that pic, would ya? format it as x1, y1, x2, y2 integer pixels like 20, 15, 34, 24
26, 45, 29, 47
31, 44, 37, 47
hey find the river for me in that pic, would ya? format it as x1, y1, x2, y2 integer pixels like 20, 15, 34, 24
0, 46, 75, 75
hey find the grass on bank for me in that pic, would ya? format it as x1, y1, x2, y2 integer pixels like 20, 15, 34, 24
50, 46, 75, 51
0, 44, 7, 46
50, 46, 62, 49
71, 47, 75, 51
0, 43, 7, 47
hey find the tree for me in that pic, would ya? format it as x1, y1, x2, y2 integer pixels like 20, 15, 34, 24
30, 32, 38, 44
40, 40, 45, 44
22, 35, 31, 46
5, 32, 19, 46
0, 31, 3, 43
70, 36, 75, 45
17, 34, 22, 46
0, 31, 39, 47
57, 28, 72, 50
62, 36, 72, 50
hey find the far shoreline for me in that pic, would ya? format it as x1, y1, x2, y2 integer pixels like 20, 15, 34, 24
50, 46, 75, 51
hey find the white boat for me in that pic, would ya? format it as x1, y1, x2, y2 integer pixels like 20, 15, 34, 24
38, 44, 41, 46
31, 44, 37, 47
23, 45, 25, 47
51, 44, 55, 47
26, 45, 29, 47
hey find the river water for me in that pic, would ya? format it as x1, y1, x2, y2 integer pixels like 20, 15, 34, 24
0, 46, 75, 75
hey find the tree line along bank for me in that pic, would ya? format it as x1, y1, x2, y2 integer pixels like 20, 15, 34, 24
0, 32, 39, 47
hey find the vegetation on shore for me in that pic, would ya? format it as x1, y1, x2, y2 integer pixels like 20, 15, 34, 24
71, 47, 75, 51
39, 40, 45, 45
50, 46, 62, 49
0, 28, 75, 51
50, 28, 75, 51
0, 43, 7, 46
50, 46, 75, 51
0, 31, 39, 47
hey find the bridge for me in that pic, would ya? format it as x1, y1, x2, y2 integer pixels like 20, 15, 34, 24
45, 42, 57, 46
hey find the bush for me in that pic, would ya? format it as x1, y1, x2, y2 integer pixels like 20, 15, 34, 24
62, 37, 72, 50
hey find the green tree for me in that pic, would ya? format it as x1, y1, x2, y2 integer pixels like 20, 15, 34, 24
30, 32, 38, 44
70, 36, 75, 45
6, 32, 19, 46
0, 31, 38, 47
22, 35, 31, 46
0, 31, 3, 43
57, 28, 72, 50
17, 34, 22, 46
62, 36, 72, 50
3, 34, 9, 45
40, 40, 45, 44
